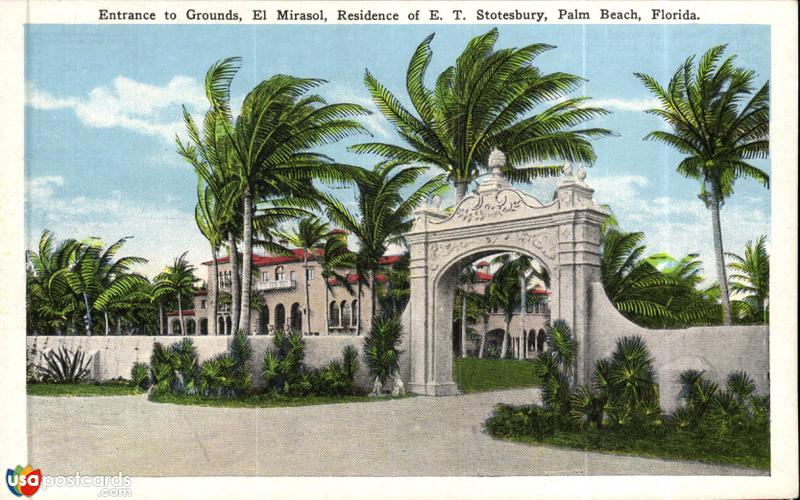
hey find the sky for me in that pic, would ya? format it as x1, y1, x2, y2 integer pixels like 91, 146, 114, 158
24, 23, 771, 281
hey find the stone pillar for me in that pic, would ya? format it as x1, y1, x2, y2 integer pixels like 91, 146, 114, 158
554, 164, 606, 385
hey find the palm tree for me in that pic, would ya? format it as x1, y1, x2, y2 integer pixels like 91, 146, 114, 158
27, 231, 80, 335
178, 58, 244, 334
155, 252, 198, 335
275, 216, 330, 334
195, 58, 371, 334
351, 28, 613, 202
91, 237, 148, 335
457, 264, 477, 358
316, 231, 355, 335
485, 260, 521, 358
319, 161, 447, 323
726, 235, 769, 324
636, 45, 770, 325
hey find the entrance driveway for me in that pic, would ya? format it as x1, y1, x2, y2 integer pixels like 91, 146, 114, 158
28, 388, 764, 476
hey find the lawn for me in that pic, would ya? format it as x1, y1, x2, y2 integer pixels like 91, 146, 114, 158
499, 426, 770, 470
453, 357, 540, 393
27, 383, 143, 397
149, 391, 414, 408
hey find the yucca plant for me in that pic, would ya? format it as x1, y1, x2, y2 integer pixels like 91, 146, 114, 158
318, 360, 350, 396
363, 315, 403, 395
531, 351, 560, 381
130, 361, 150, 390
708, 390, 744, 435
608, 336, 657, 407
671, 406, 694, 431
39, 346, 93, 383
678, 369, 718, 422
570, 385, 606, 429
546, 319, 577, 386
726, 370, 756, 403
342, 344, 360, 383
199, 353, 237, 397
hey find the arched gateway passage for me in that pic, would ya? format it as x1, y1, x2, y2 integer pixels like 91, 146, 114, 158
406, 150, 607, 395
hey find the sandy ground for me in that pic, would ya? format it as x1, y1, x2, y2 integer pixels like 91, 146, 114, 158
28, 388, 765, 477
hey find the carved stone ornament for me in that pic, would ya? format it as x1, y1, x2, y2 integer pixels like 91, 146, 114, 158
453, 190, 525, 224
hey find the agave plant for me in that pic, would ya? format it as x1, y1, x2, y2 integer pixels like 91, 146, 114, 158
39, 346, 93, 383
363, 315, 403, 395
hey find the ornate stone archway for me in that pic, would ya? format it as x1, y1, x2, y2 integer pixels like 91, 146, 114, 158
406, 150, 608, 395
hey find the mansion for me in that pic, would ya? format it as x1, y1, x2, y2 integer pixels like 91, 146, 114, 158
166, 236, 552, 358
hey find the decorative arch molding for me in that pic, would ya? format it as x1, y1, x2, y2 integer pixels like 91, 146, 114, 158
406, 150, 607, 396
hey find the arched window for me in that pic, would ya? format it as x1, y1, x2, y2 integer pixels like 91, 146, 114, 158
352, 300, 359, 326
275, 266, 285, 281
259, 306, 269, 335
290, 303, 302, 331
200, 318, 208, 335
226, 316, 232, 336
275, 304, 286, 331
527, 330, 537, 351
218, 316, 225, 336
186, 319, 196, 335
329, 301, 339, 327
341, 301, 351, 327
172, 319, 181, 335
537, 329, 546, 352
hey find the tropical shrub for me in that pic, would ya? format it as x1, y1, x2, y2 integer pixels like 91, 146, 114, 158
261, 331, 360, 397
38, 346, 93, 383
675, 369, 768, 436
130, 361, 150, 390
363, 315, 403, 394
149, 339, 200, 396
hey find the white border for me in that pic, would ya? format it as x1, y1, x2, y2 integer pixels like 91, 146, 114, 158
1, 1, 797, 498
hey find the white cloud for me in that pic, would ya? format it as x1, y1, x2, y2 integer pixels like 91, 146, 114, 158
26, 175, 209, 280
323, 84, 393, 139
26, 77, 207, 143
585, 97, 660, 112
589, 173, 771, 284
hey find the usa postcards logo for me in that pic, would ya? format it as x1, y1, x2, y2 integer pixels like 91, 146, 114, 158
5, 466, 41, 497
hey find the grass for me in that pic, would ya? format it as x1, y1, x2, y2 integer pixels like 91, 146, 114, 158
149, 391, 415, 408
27, 382, 143, 397
502, 426, 770, 470
453, 357, 540, 393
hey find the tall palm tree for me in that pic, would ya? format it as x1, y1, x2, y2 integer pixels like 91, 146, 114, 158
196, 58, 371, 334
319, 161, 447, 323
636, 45, 770, 325
155, 252, 198, 335
485, 260, 521, 358
351, 28, 613, 202
27, 231, 81, 335
318, 231, 356, 334
457, 264, 477, 358
178, 58, 244, 334
275, 216, 330, 334
726, 235, 769, 324
91, 237, 148, 335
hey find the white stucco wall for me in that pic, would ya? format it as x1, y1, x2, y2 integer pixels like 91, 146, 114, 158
27, 334, 381, 390
587, 282, 769, 412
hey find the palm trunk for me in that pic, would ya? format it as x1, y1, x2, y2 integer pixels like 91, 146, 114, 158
357, 281, 363, 336
239, 190, 253, 334
519, 276, 527, 360
82, 291, 92, 336
324, 286, 330, 335
210, 246, 219, 336
178, 294, 184, 336
709, 186, 732, 325
303, 249, 312, 335
228, 231, 241, 334
369, 270, 377, 321
454, 180, 468, 203
460, 292, 467, 357
104, 311, 110, 335
478, 318, 486, 358
117, 317, 122, 336
500, 317, 510, 359
158, 302, 164, 335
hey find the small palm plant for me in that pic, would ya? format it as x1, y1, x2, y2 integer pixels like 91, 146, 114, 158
363, 315, 403, 395
130, 361, 150, 390
39, 346, 93, 383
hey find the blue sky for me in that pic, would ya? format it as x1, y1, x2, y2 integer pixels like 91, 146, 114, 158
25, 24, 771, 280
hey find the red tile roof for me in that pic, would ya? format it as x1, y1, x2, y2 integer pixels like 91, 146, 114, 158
329, 228, 348, 235
378, 255, 403, 265
327, 273, 388, 286
202, 248, 323, 266
477, 261, 489, 266
475, 272, 494, 282
165, 309, 195, 317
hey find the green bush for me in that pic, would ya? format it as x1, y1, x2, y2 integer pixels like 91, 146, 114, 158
130, 362, 150, 390
149, 339, 200, 396
364, 315, 403, 394
38, 346, 93, 384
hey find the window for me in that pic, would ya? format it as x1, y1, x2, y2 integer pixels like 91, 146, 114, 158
261, 271, 268, 282
201, 300, 207, 309
289, 270, 296, 282
306, 268, 314, 281
329, 301, 339, 326
341, 301, 351, 327
352, 300, 358, 325
275, 266, 285, 281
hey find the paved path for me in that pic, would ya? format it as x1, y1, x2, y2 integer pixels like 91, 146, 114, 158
28, 389, 764, 476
